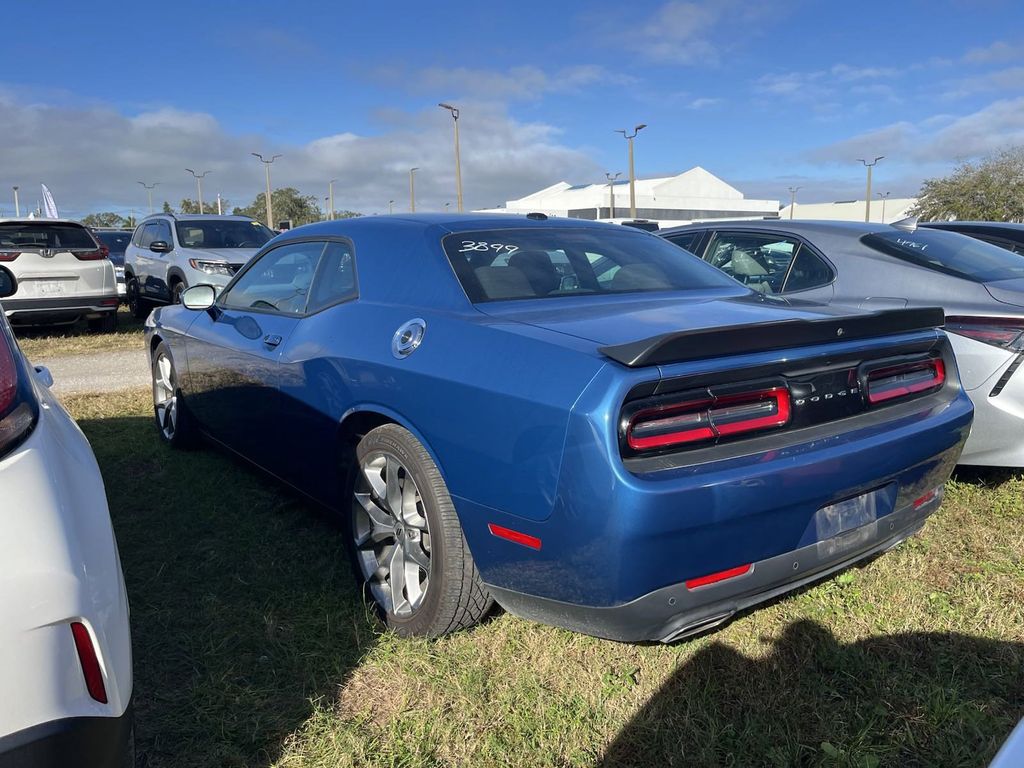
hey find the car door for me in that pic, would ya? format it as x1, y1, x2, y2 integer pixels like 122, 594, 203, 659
184, 239, 328, 467
146, 219, 175, 302
134, 222, 163, 299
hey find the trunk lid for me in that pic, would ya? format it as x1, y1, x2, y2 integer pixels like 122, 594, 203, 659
984, 277, 1024, 309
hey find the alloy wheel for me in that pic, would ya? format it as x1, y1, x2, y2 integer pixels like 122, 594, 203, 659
352, 452, 431, 616
152, 352, 178, 440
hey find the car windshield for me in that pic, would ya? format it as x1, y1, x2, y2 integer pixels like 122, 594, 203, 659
174, 219, 275, 249
861, 229, 1024, 283
0, 222, 96, 250
442, 227, 738, 302
94, 230, 131, 254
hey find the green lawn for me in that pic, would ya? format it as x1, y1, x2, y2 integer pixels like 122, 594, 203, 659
66, 389, 1024, 768
15, 306, 145, 359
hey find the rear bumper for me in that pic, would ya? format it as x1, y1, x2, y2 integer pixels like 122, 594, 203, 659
489, 494, 938, 642
0, 701, 132, 768
2, 295, 120, 324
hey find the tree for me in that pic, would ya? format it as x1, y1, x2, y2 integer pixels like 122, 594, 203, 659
233, 187, 323, 227
911, 146, 1024, 222
179, 197, 229, 215
81, 212, 130, 228
332, 210, 362, 219
162, 201, 174, 214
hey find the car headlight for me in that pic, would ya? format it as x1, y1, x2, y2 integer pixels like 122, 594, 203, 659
188, 259, 232, 276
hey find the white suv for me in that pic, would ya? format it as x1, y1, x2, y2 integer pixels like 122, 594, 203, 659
124, 213, 275, 317
0, 219, 120, 331
0, 266, 132, 765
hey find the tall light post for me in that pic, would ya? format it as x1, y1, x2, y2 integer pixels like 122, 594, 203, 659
876, 191, 891, 223
438, 103, 464, 212
328, 179, 337, 221
251, 152, 282, 228
605, 172, 621, 219
857, 156, 884, 222
787, 186, 802, 220
615, 124, 647, 219
12, 186, 19, 217
409, 167, 419, 212
185, 169, 210, 213
138, 181, 159, 214
389, 200, 395, 215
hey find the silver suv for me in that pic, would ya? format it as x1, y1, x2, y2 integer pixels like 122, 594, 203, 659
124, 213, 275, 317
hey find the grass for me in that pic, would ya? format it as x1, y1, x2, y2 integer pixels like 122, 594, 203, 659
14, 306, 145, 359
65, 388, 1024, 768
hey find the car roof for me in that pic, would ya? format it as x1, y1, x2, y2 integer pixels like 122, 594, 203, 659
0, 217, 90, 226
922, 221, 1024, 234
146, 214, 259, 222
659, 219, 901, 237
276, 212, 640, 239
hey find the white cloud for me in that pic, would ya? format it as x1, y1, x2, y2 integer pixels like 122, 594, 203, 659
939, 66, 1024, 100
0, 92, 600, 218
963, 40, 1024, 64
805, 97, 1024, 165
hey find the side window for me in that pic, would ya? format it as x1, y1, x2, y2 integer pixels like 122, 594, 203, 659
139, 223, 161, 248
131, 224, 147, 246
154, 220, 173, 245
220, 241, 327, 315
783, 248, 834, 292
306, 241, 358, 313
704, 232, 803, 295
666, 231, 703, 255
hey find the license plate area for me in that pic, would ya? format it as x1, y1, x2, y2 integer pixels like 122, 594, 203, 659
814, 483, 896, 559
19, 278, 76, 297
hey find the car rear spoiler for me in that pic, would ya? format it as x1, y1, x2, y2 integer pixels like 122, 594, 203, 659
599, 307, 946, 368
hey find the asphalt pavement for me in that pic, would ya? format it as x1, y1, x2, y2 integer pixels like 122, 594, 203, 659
31, 348, 150, 396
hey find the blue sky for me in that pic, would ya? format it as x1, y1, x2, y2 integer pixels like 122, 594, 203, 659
3, 0, 1023, 216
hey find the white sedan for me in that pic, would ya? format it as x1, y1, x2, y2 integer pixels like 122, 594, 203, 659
0, 265, 132, 765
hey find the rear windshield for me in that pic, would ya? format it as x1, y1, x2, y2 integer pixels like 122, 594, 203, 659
94, 230, 131, 253
442, 227, 737, 302
861, 229, 1024, 283
174, 219, 274, 249
0, 222, 97, 250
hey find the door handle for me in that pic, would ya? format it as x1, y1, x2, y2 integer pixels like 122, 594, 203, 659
263, 334, 282, 348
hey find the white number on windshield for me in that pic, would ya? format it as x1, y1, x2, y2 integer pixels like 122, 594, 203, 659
459, 241, 519, 254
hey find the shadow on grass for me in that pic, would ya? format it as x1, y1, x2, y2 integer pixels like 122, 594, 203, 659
78, 413, 378, 768
599, 619, 1024, 767
951, 465, 1024, 488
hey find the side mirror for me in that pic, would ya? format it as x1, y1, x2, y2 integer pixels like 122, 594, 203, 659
0, 266, 17, 298
181, 284, 216, 310
150, 240, 172, 253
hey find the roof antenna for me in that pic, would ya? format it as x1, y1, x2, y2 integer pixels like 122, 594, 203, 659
891, 215, 918, 232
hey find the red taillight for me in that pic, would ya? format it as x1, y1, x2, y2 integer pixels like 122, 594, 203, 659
0, 251, 19, 262
627, 387, 791, 452
488, 523, 542, 550
866, 359, 945, 405
71, 622, 108, 703
73, 249, 106, 261
685, 563, 753, 589
946, 316, 1024, 350
0, 330, 15, 414
0, 330, 36, 457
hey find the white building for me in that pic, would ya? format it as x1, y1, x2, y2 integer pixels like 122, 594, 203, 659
478, 167, 780, 227
779, 197, 917, 224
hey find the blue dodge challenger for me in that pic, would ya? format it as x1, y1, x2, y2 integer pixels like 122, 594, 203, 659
145, 214, 972, 642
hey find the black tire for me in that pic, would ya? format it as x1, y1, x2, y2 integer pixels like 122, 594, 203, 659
171, 280, 185, 304
127, 275, 151, 320
150, 341, 198, 449
348, 424, 492, 637
87, 312, 117, 333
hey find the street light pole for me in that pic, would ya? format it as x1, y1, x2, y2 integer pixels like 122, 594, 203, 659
389, 200, 395, 215
857, 156, 884, 222
12, 186, 19, 217
439, 103, 464, 212
877, 191, 891, 223
185, 169, 210, 214
138, 181, 159, 214
787, 186, 802, 220
409, 167, 419, 212
605, 172, 621, 219
615, 124, 647, 219
251, 153, 282, 228
328, 179, 337, 221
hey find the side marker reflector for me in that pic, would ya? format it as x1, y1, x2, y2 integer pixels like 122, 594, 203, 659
71, 622, 108, 703
488, 523, 541, 550
685, 563, 753, 590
